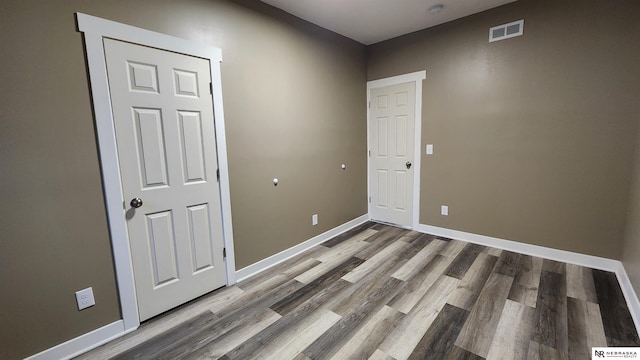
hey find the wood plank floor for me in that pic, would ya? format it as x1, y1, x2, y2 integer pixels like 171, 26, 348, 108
77, 222, 640, 360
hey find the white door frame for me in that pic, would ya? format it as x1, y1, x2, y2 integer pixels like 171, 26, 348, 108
77, 13, 237, 332
367, 71, 426, 229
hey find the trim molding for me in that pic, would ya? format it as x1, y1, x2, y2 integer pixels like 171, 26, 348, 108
77, 12, 140, 332
24, 321, 135, 360
367, 71, 427, 89
367, 70, 426, 229
617, 262, 640, 336
236, 214, 369, 282
418, 224, 618, 270
418, 223, 640, 335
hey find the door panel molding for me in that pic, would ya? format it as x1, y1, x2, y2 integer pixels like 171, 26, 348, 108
367, 71, 426, 229
77, 12, 236, 333
104, 38, 227, 320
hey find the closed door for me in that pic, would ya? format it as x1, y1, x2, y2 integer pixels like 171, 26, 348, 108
369, 82, 416, 227
104, 38, 226, 321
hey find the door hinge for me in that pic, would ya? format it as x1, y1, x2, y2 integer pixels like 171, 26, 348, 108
216, 169, 220, 181
223, 248, 227, 258
369, 196, 371, 203
368, 101, 371, 109
210, 82, 213, 95
368, 150, 371, 157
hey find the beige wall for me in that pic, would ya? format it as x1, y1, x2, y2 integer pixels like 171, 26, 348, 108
367, 0, 640, 259
623, 124, 640, 298
0, 0, 366, 358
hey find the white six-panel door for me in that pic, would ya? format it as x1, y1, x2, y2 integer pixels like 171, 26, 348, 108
104, 38, 226, 321
369, 82, 416, 227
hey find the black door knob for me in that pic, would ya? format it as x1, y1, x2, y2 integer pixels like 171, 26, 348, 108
130, 197, 143, 208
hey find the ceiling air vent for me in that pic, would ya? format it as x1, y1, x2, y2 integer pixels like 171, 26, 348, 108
489, 19, 524, 42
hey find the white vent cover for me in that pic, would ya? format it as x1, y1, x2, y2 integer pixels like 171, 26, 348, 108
489, 20, 524, 42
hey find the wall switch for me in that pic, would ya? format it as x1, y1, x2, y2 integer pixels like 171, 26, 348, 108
441, 205, 449, 216
426, 144, 433, 155
312, 214, 318, 226
75, 287, 95, 311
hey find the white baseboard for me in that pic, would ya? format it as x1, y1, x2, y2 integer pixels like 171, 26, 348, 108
236, 214, 370, 282
24, 320, 136, 360
418, 224, 619, 270
417, 224, 640, 336
616, 262, 640, 337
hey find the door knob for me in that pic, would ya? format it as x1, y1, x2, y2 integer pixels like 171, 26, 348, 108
130, 197, 143, 208
406, 161, 412, 169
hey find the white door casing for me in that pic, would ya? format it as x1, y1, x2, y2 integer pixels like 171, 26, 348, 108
104, 39, 226, 321
367, 71, 426, 229
78, 13, 236, 332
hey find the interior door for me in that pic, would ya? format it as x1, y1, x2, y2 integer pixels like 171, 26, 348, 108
369, 82, 416, 227
104, 38, 226, 321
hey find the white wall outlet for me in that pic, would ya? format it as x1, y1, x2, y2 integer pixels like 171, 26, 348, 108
312, 214, 318, 226
426, 144, 433, 155
75, 287, 95, 311
441, 205, 449, 216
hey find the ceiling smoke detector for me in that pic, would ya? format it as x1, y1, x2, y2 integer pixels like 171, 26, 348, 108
429, 4, 445, 15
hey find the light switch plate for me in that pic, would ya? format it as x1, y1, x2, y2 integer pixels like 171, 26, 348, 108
76, 287, 95, 311
312, 214, 318, 226
441, 205, 448, 216
426, 144, 433, 155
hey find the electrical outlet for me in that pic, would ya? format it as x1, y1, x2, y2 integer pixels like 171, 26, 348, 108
75, 287, 95, 311
441, 205, 449, 216
312, 214, 318, 226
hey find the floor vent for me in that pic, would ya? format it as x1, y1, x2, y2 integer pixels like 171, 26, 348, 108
489, 19, 524, 42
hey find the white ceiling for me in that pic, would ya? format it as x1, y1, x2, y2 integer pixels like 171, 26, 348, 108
260, 0, 517, 45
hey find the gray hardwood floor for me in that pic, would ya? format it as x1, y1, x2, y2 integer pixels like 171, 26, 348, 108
77, 222, 640, 360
